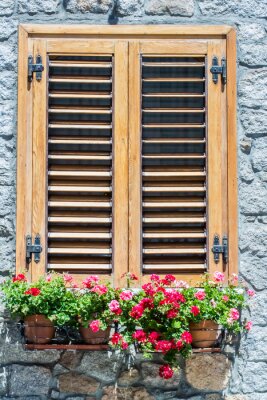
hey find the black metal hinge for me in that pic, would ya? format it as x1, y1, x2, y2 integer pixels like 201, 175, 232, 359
210, 56, 227, 85
26, 234, 42, 263
28, 55, 44, 82
211, 234, 228, 264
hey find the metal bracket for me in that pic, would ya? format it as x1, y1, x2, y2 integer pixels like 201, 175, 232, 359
210, 56, 227, 85
26, 234, 42, 264
28, 55, 44, 82
212, 234, 228, 264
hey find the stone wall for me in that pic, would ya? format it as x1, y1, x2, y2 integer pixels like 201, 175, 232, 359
0, 0, 267, 399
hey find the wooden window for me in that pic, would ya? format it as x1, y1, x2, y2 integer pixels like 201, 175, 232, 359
16, 25, 237, 286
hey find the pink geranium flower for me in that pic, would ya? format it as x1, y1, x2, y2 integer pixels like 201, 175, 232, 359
194, 290, 206, 300
247, 289, 255, 297
63, 274, 73, 283
222, 295, 229, 302
245, 321, 252, 331
91, 285, 108, 295
229, 308, 240, 320
213, 271, 225, 282
109, 300, 120, 312
82, 275, 99, 289
119, 290, 133, 301
89, 320, 100, 333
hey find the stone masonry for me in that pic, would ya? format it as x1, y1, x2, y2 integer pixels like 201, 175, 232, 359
0, 0, 266, 399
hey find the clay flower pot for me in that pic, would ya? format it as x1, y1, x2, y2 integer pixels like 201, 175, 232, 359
24, 314, 55, 344
79, 324, 111, 345
189, 320, 220, 348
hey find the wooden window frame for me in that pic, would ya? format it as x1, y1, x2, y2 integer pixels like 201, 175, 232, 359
16, 25, 237, 285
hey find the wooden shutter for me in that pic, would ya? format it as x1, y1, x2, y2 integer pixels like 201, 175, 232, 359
16, 38, 129, 284
16, 26, 237, 285
129, 40, 230, 284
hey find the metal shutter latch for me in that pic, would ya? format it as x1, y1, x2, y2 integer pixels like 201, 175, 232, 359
212, 234, 228, 264
26, 234, 42, 263
210, 56, 227, 85
28, 55, 44, 82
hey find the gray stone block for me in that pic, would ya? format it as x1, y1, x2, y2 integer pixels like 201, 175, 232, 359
65, 0, 113, 13
18, 0, 60, 14
145, 0, 195, 16
0, 0, 14, 16
141, 362, 181, 388
238, 23, 267, 41
116, 0, 144, 16
185, 354, 231, 391
199, 0, 267, 18
9, 364, 51, 396
0, 343, 61, 365
239, 69, 267, 102
240, 362, 267, 393
76, 351, 121, 382
241, 107, 267, 136
239, 42, 267, 67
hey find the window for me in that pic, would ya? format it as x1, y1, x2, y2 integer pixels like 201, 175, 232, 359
16, 25, 237, 285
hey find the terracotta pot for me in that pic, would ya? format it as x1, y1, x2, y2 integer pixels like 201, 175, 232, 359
24, 314, 55, 344
189, 320, 220, 348
79, 324, 111, 345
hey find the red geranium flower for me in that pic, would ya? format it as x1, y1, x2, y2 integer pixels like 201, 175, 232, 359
139, 298, 154, 310
181, 331, 192, 344
12, 274, 27, 282
110, 332, 123, 345
191, 305, 200, 316
129, 304, 144, 319
159, 364, 174, 379
24, 288, 41, 296
132, 329, 147, 342
167, 309, 178, 319
148, 331, 160, 343
155, 340, 173, 354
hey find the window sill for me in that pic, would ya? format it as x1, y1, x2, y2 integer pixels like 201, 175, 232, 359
24, 343, 221, 353
24, 343, 110, 351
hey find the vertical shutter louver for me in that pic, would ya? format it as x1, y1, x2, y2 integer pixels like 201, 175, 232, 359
141, 56, 207, 273
47, 55, 113, 273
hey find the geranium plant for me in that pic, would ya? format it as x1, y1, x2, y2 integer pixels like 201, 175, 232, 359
1, 273, 79, 326
76, 275, 123, 332
109, 274, 194, 379
183, 271, 254, 333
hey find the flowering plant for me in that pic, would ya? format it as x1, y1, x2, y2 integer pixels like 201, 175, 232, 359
183, 272, 254, 333
76, 275, 124, 332
109, 274, 193, 379
1, 273, 79, 326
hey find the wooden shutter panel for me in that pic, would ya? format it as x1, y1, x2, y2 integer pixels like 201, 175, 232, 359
17, 38, 128, 283
129, 40, 228, 284
47, 53, 113, 273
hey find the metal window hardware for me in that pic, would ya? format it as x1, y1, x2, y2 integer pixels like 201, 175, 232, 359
212, 234, 228, 264
26, 234, 42, 263
28, 55, 44, 82
210, 56, 227, 85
